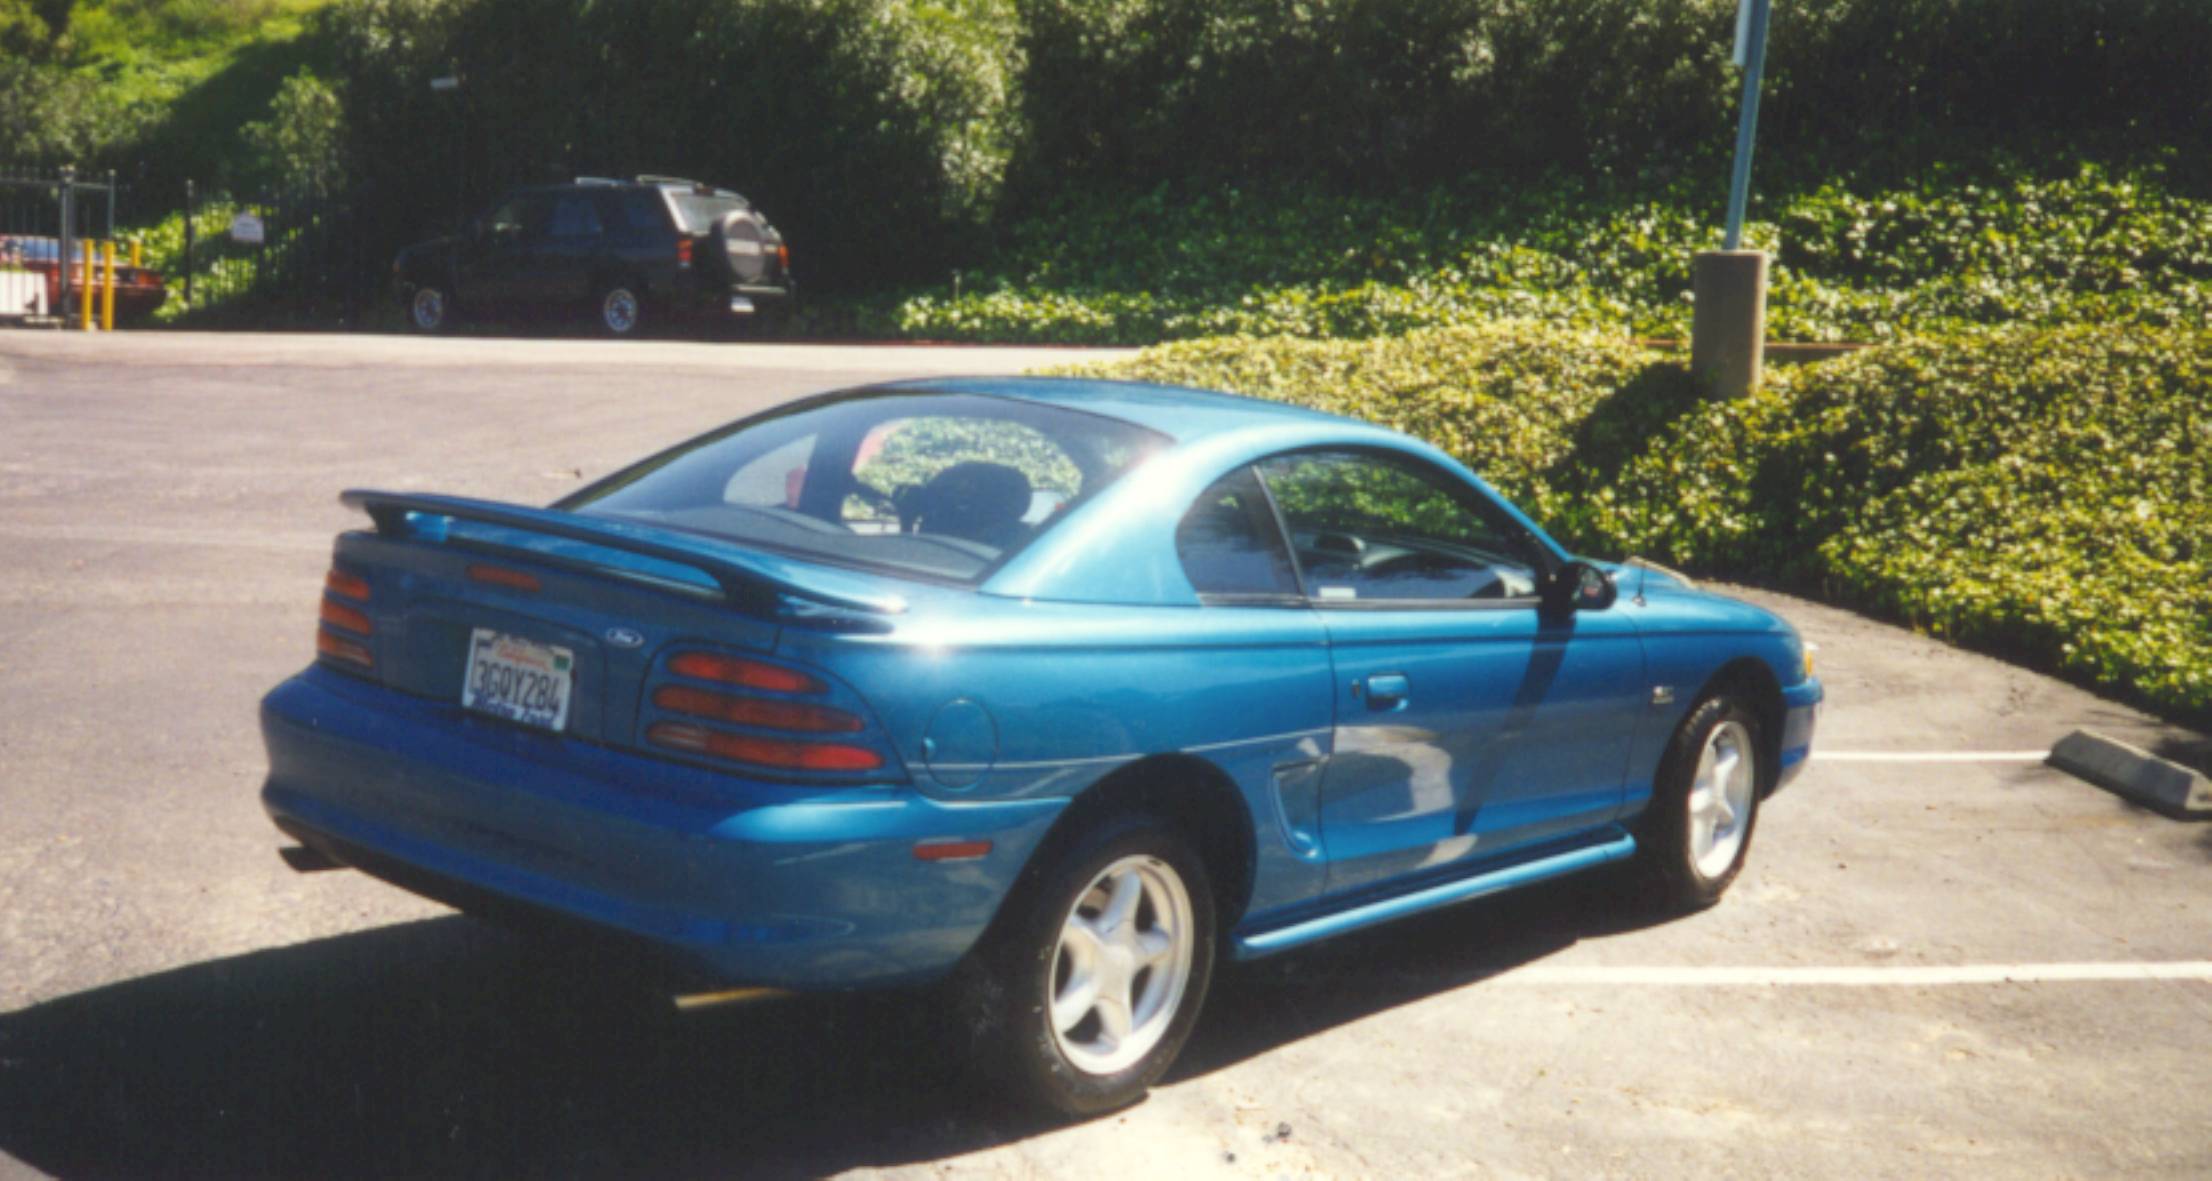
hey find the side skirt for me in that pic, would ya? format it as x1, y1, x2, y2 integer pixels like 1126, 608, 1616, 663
1231, 829, 1638, 959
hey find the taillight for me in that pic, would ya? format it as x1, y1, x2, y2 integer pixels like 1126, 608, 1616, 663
319, 598, 372, 635
676, 237, 693, 269
669, 651, 822, 694
326, 569, 370, 600
645, 649, 889, 776
653, 684, 862, 732
776, 243, 790, 271
317, 630, 375, 669
316, 566, 374, 672
646, 723, 884, 771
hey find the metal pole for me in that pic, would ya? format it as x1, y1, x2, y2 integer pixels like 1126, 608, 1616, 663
102, 240, 116, 331
1722, 0, 1772, 251
105, 169, 116, 240
57, 165, 74, 315
183, 179, 195, 308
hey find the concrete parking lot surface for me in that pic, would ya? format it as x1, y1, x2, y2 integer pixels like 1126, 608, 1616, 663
1, 331, 2207, 1179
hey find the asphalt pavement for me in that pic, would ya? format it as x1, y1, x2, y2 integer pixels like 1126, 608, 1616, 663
1, 330, 2207, 1179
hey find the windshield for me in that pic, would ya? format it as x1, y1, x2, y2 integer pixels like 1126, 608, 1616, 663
563, 392, 1169, 583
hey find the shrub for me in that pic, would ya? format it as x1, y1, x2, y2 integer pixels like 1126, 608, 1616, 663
1056, 322, 2212, 721
870, 163, 2212, 344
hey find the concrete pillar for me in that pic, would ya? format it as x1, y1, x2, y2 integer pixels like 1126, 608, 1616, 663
1691, 250, 1769, 398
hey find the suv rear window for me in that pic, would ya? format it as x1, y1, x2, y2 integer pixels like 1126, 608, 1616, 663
563, 392, 1168, 583
667, 191, 748, 232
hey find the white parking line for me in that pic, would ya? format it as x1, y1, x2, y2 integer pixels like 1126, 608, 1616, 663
1815, 750, 2049, 763
1503, 962, 2212, 986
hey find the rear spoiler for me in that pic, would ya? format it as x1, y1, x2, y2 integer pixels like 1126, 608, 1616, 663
339, 490, 907, 616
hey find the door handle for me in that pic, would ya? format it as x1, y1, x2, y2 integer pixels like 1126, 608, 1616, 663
1361, 672, 1410, 709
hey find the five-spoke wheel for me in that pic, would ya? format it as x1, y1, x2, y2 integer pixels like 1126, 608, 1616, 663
1047, 855, 1197, 1077
965, 811, 1215, 1117
1641, 693, 1765, 910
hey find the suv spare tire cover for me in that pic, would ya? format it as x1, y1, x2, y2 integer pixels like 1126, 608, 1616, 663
709, 210, 771, 285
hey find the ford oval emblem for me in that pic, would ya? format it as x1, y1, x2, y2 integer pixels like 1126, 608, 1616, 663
604, 627, 645, 649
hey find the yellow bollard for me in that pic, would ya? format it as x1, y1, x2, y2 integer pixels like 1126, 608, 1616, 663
102, 241, 116, 331
80, 240, 94, 331
131, 239, 142, 269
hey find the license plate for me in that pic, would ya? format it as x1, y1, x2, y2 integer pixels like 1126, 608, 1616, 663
462, 629, 574, 732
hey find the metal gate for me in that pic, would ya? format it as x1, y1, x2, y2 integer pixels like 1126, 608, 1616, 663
0, 165, 119, 323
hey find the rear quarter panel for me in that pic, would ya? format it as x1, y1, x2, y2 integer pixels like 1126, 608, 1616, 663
775, 595, 1339, 920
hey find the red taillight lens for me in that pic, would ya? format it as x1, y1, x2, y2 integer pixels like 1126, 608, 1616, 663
326, 569, 370, 600
776, 243, 790, 270
319, 597, 372, 635
317, 629, 374, 669
668, 652, 823, 695
676, 237, 694, 268
647, 723, 883, 771
653, 685, 862, 733
467, 563, 541, 593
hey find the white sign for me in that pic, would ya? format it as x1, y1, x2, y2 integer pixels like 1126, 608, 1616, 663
229, 212, 265, 245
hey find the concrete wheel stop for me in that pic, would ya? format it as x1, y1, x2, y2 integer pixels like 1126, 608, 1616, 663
2047, 731, 2212, 819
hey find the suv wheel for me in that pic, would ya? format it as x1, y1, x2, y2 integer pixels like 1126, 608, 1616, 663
408, 286, 450, 333
962, 812, 1215, 1117
597, 283, 643, 337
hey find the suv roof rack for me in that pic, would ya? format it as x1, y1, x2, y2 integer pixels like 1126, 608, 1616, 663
636, 174, 704, 188
572, 176, 624, 186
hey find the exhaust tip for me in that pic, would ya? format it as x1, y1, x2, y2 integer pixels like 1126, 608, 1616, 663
278, 844, 344, 873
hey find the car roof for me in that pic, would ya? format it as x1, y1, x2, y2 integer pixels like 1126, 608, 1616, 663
874, 375, 1359, 444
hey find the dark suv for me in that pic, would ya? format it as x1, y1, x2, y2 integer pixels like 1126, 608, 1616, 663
393, 176, 793, 337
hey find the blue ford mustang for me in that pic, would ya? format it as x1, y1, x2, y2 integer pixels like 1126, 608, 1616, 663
262, 376, 1820, 1113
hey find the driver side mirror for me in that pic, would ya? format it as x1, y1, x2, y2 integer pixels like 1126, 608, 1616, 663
1545, 560, 1618, 613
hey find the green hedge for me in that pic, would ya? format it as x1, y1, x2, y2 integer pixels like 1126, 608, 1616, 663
868, 163, 2212, 343
1055, 323, 2212, 721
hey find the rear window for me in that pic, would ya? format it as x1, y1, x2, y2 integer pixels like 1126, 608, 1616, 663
563, 392, 1168, 583
667, 191, 749, 233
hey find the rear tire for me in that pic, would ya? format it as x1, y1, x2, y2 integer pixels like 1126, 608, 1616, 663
1638, 694, 1765, 912
960, 812, 1215, 1117
596, 282, 644, 338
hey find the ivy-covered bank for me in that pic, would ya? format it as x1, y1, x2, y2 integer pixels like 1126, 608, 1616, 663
1055, 323, 2212, 722
870, 164, 2212, 345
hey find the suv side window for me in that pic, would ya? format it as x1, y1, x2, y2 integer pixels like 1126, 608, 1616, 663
1256, 449, 1543, 603
610, 190, 668, 236
1176, 466, 1300, 600
486, 198, 527, 238
548, 195, 603, 239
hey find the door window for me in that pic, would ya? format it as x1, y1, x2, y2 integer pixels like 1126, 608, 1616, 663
1176, 466, 1300, 600
548, 195, 604, 239
1256, 450, 1543, 603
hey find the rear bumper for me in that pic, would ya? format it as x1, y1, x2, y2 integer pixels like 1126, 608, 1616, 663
1773, 678, 1823, 793
260, 667, 1059, 989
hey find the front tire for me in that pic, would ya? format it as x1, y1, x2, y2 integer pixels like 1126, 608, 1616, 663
964, 813, 1215, 1117
1639, 694, 1765, 911
407, 285, 451, 333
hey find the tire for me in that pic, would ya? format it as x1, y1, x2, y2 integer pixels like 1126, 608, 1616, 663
407, 285, 451, 333
595, 282, 644, 338
961, 812, 1216, 1117
1638, 693, 1765, 912
707, 210, 772, 286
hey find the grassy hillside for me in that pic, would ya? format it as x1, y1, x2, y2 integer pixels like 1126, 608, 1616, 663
2, 1, 334, 201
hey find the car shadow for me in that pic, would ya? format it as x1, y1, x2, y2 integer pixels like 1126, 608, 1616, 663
0, 871, 1666, 1178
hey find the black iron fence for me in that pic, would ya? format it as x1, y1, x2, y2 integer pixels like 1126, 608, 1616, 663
0, 165, 125, 318
2, 162, 377, 326
168, 180, 371, 321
